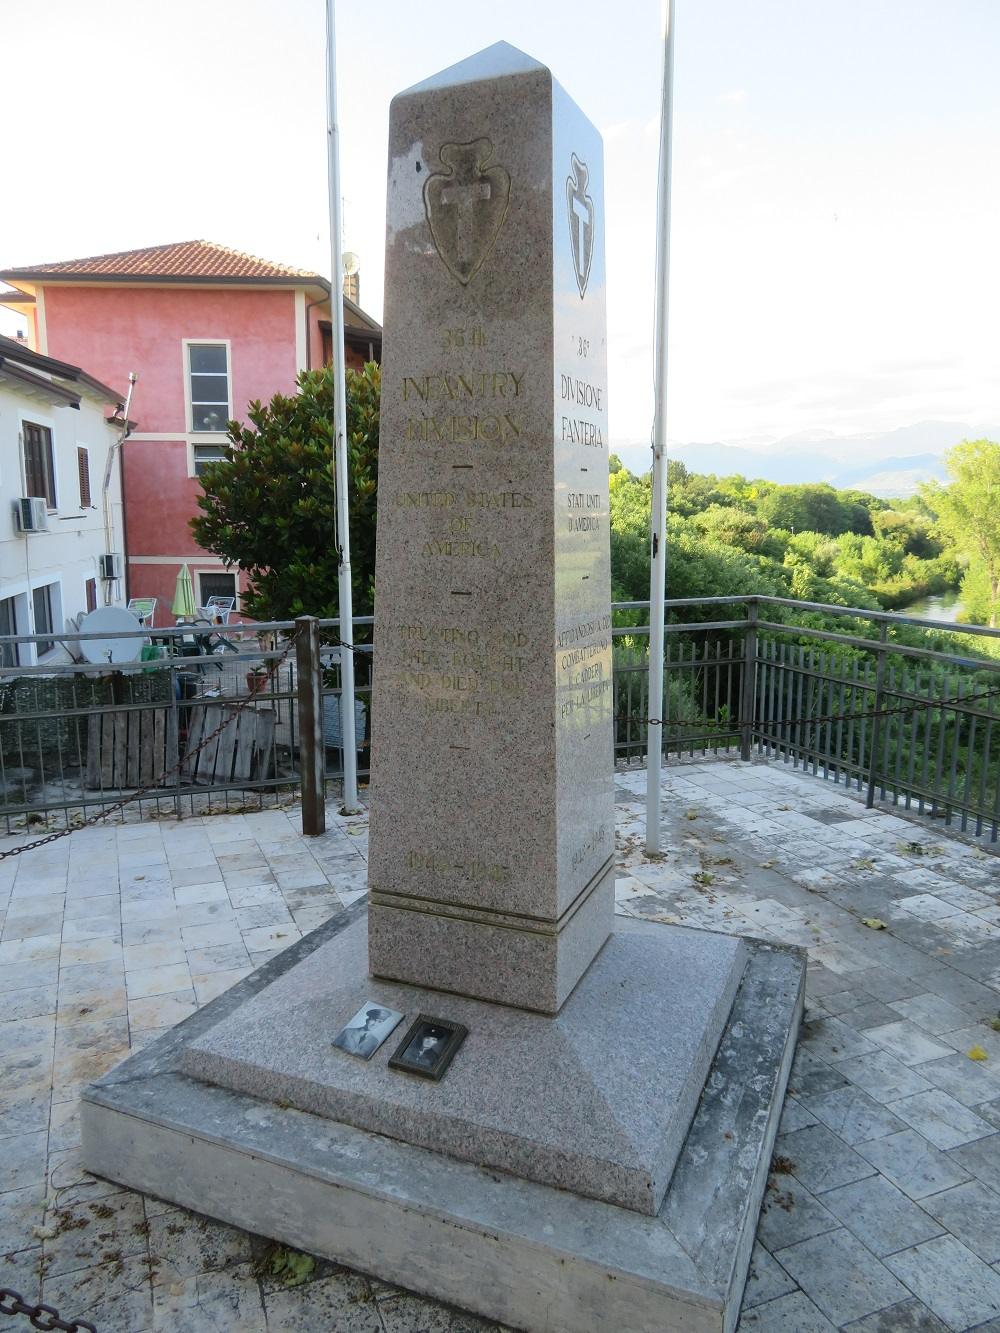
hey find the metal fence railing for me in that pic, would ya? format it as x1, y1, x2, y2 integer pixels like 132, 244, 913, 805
615, 595, 1000, 841
0, 617, 373, 831
2, 597, 999, 841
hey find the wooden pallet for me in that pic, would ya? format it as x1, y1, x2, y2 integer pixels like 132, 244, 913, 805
85, 707, 179, 790
180, 704, 276, 786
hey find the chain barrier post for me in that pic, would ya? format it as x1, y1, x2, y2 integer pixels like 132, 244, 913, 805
740, 598, 759, 762
170, 658, 183, 821
296, 616, 326, 836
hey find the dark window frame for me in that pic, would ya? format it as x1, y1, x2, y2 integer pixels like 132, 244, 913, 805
32, 583, 56, 656
0, 596, 20, 668
23, 420, 57, 508
192, 442, 230, 478
187, 342, 231, 434
198, 571, 238, 610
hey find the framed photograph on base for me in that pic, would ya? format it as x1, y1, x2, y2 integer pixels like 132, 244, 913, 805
388, 1015, 467, 1081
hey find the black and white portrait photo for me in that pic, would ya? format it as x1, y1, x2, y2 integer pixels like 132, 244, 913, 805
388, 1015, 467, 1081
332, 1002, 404, 1060
405, 1023, 449, 1069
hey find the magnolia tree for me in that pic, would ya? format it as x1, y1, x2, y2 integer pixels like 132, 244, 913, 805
191, 363, 380, 625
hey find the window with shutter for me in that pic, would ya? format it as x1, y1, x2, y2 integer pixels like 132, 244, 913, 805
78, 447, 92, 507
23, 422, 56, 507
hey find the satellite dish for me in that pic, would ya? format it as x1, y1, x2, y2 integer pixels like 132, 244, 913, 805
342, 251, 360, 277
79, 606, 144, 665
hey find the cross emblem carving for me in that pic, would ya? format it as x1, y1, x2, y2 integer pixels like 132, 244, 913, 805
424, 139, 511, 286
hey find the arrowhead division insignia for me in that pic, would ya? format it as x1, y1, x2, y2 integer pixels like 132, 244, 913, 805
424, 139, 511, 286
566, 153, 595, 298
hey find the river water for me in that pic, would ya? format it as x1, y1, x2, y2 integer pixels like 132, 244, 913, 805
899, 590, 965, 624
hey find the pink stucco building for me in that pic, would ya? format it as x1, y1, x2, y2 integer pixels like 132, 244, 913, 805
0, 241, 381, 623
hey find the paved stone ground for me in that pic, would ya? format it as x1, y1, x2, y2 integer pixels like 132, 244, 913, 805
1, 758, 999, 1331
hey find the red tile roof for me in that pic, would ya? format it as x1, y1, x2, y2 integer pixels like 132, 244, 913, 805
1, 240, 323, 284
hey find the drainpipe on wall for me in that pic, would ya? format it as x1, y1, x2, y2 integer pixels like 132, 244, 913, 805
102, 372, 137, 605
304, 295, 328, 371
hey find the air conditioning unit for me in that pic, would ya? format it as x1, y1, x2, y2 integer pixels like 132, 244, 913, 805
13, 497, 48, 533
99, 553, 123, 581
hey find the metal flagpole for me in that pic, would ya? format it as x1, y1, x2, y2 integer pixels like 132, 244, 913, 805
646, 0, 675, 854
325, 0, 361, 814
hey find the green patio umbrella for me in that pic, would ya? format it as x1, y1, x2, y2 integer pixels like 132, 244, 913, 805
171, 564, 197, 620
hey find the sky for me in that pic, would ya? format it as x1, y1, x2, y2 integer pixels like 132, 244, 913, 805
2, 0, 998, 460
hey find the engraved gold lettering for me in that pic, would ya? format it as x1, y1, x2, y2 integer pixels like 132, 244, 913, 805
467, 490, 533, 509
393, 490, 456, 508
442, 327, 488, 350
405, 413, 523, 445
421, 538, 503, 561
401, 370, 524, 402
407, 848, 511, 883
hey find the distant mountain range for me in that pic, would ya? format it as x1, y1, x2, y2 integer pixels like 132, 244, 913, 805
612, 421, 1000, 497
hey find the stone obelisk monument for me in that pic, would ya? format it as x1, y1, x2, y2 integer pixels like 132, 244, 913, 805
82, 44, 804, 1333
368, 43, 615, 1013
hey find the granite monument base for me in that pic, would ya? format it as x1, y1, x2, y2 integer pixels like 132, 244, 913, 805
368, 858, 616, 1015
178, 912, 749, 1214
81, 908, 803, 1332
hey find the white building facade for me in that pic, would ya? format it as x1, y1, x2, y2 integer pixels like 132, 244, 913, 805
0, 335, 125, 666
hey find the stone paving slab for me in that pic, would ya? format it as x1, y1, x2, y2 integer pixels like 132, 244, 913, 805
1, 757, 998, 1330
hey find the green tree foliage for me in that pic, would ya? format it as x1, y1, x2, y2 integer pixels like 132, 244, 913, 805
608, 461, 652, 605
190, 363, 380, 623
692, 504, 769, 552
608, 455, 960, 624
958, 563, 997, 628
665, 518, 785, 604
756, 483, 876, 537
922, 439, 1000, 627
870, 507, 941, 559
664, 462, 738, 517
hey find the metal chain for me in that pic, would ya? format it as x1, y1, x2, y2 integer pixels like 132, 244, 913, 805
0, 627, 304, 862
0, 1289, 97, 1333
640, 680, 1000, 730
